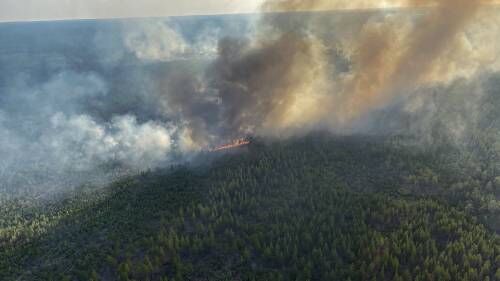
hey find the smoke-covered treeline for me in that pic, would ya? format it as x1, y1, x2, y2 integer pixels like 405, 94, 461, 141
0, 16, 254, 195
1, 2, 500, 195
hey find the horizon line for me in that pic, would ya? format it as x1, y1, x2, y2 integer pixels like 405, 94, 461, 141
1, 3, 499, 24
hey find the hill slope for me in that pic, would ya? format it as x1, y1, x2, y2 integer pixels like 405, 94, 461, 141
2, 135, 500, 281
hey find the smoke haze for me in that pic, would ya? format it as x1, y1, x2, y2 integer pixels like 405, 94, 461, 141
1, 3, 500, 196
252, 0, 498, 126
162, 0, 500, 140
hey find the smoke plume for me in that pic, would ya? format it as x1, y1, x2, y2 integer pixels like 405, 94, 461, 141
161, 0, 500, 145
1, 3, 500, 195
231, 0, 495, 129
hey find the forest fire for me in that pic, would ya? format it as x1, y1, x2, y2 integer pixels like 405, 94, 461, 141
211, 138, 251, 152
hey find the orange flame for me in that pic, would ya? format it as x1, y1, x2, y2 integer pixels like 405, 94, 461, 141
211, 138, 251, 152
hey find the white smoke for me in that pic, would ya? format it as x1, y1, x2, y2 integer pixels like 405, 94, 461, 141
124, 20, 189, 62
45, 113, 175, 170
0, 68, 182, 195
123, 19, 219, 62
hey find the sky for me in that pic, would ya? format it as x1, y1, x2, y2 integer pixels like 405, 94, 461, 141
3, 0, 500, 22
0, 0, 265, 22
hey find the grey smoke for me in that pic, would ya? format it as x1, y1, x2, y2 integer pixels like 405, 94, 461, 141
0, 18, 242, 196
1, 10, 500, 197
356, 71, 500, 147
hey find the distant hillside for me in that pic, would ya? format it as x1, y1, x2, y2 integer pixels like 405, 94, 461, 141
2, 135, 500, 280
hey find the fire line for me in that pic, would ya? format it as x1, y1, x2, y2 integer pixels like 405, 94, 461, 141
211, 138, 251, 152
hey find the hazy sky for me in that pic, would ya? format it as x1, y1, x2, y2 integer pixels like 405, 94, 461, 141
3, 1, 500, 22
0, 0, 265, 22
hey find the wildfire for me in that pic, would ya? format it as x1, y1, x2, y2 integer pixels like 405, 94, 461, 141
211, 138, 251, 152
